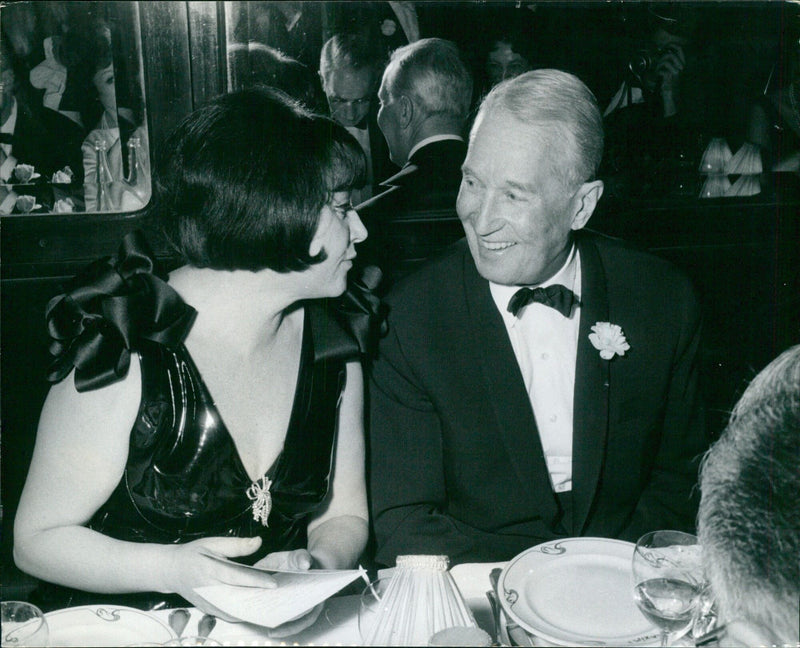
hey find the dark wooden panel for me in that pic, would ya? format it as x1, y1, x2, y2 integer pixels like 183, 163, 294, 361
591, 188, 800, 437
187, 1, 226, 104
139, 0, 193, 155
0, 276, 69, 600
0, 213, 178, 280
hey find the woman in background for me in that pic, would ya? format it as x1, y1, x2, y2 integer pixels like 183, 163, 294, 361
14, 87, 371, 631
71, 17, 150, 212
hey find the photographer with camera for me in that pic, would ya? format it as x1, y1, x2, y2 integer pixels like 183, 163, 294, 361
607, 28, 689, 121
601, 5, 709, 199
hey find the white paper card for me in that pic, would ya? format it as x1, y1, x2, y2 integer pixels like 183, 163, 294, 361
193, 559, 367, 628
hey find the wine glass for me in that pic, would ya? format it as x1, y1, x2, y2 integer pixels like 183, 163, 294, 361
631, 531, 703, 647
358, 577, 391, 646
1, 601, 49, 647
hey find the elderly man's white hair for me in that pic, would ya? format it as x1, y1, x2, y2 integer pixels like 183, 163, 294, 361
383, 37, 473, 126
472, 69, 604, 191
698, 344, 800, 644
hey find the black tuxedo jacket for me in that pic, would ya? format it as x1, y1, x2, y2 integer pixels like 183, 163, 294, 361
357, 138, 467, 286
369, 230, 708, 567
359, 137, 467, 217
8, 98, 85, 184
321, 97, 395, 194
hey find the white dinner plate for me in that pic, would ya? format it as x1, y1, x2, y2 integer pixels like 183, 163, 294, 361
498, 537, 661, 646
44, 605, 176, 647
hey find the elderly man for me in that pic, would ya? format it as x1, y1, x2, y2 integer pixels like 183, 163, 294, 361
696, 344, 800, 647
369, 69, 708, 567
357, 37, 473, 284
319, 33, 393, 205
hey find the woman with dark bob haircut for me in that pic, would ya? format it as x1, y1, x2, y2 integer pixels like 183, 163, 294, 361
14, 87, 372, 633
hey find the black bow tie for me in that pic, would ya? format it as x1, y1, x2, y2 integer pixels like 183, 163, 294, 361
0, 132, 13, 145
507, 284, 578, 318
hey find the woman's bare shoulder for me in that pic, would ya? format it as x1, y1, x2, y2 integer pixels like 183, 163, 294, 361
39, 353, 143, 447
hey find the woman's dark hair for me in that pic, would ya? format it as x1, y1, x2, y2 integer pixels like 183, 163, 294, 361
151, 86, 366, 272
57, 11, 114, 129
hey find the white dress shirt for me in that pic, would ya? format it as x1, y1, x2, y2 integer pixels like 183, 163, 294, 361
604, 81, 644, 117
1, 98, 18, 181
489, 245, 582, 493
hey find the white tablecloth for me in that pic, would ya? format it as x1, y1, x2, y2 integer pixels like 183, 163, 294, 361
149, 562, 506, 646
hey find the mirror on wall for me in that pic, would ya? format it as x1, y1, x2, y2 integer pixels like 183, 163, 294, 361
1, 0, 150, 215
223, 1, 327, 112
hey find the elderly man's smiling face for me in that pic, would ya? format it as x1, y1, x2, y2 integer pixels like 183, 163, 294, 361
457, 108, 591, 286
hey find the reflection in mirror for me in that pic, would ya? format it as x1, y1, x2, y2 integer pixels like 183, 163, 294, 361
0, 0, 150, 215
224, 1, 326, 112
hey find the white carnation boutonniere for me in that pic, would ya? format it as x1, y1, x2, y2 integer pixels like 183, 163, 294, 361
589, 322, 630, 360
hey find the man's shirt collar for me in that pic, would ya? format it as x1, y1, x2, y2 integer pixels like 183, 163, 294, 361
1, 98, 18, 136
406, 133, 464, 162
490, 243, 581, 326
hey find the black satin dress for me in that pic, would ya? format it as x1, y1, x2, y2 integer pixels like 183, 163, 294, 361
32, 231, 383, 611
89, 306, 347, 560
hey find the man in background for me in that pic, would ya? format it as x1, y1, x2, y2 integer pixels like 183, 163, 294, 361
1, 37, 84, 213
357, 38, 473, 285
319, 33, 394, 205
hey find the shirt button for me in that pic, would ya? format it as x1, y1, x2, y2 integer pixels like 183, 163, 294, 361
549, 414, 558, 422
541, 352, 549, 360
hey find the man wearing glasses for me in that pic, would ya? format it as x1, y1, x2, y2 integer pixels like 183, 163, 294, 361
319, 33, 394, 205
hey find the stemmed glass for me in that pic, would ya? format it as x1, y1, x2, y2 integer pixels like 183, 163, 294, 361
631, 531, 703, 647
358, 577, 391, 646
1, 601, 49, 647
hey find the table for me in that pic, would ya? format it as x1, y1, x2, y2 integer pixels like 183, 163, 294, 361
148, 562, 506, 646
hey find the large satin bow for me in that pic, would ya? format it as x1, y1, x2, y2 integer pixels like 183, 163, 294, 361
318, 267, 388, 359
46, 230, 197, 392
338, 280, 388, 357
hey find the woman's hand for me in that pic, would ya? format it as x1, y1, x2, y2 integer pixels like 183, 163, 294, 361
265, 603, 325, 638
251, 548, 324, 636
165, 536, 276, 620
253, 548, 314, 571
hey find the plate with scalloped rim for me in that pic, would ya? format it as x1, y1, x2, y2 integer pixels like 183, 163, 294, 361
44, 605, 176, 647
498, 537, 662, 646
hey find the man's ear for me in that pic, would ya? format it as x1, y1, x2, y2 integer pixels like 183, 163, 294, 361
570, 179, 604, 231
397, 95, 414, 130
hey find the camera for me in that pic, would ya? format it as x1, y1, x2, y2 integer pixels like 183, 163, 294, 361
628, 49, 655, 78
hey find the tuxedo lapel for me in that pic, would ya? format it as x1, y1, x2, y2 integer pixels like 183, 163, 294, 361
572, 232, 611, 533
461, 250, 555, 498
